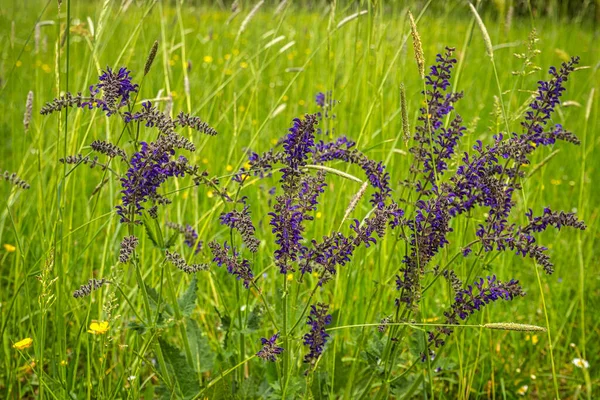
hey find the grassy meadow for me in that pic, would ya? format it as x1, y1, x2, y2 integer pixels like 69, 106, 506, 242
0, 1, 598, 398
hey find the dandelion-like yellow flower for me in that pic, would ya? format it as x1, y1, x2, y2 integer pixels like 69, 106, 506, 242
286, 273, 294, 282
13, 337, 33, 350
207, 191, 214, 199
203, 55, 213, 63
226, 165, 234, 172
87, 321, 109, 335
3, 244, 16, 252
316, 212, 322, 219
240, 62, 248, 69
16, 60, 22, 67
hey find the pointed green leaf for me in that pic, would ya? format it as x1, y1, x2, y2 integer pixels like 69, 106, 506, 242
186, 319, 216, 373
178, 275, 198, 317
158, 338, 200, 399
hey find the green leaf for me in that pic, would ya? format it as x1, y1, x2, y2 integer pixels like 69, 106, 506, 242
186, 319, 216, 373
164, 233, 179, 249
158, 338, 200, 399
143, 218, 160, 248
143, 213, 165, 249
178, 275, 198, 317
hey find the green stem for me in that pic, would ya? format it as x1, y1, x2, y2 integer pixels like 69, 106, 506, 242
282, 275, 289, 395
534, 264, 560, 400
164, 263, 197, 378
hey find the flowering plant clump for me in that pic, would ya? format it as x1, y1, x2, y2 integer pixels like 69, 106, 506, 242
36, 37, 586, 399
387, 47, 585, 366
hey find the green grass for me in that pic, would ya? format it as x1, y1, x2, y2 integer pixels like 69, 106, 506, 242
0, 1, 598, 398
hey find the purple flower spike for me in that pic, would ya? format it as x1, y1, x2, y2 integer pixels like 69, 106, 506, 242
257, 333, 284, 362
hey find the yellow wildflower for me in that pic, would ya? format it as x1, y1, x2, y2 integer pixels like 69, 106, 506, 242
60, 360, 68, 366
286, 273, 294, 281
16, 60, 22, 67
42, 64, 51, 73
316, 212, 322, 219
203, 55, 213, 63
87, 321, 109, 335
13, 337, 33, 350
207, 191, 214, 199
226, 165, 234, 172
4, 244, 16, 252
531, 334, 539, 345
240, 62, 249, 69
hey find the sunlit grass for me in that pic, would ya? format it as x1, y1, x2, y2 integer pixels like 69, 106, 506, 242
0, 1, 598, 398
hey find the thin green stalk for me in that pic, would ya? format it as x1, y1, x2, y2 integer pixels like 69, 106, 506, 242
164, 263, 196, 374
534, 264, 560, 400
281, 275, 289, 396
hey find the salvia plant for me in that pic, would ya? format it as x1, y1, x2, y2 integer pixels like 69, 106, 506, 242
36, 41, 585, 399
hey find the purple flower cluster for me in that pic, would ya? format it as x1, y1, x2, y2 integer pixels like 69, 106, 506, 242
428, 276, 524, 348
208, 241, 254, 288
116, 141, 189, 223
303, 303, 332, 368
256, 333, 284, 362
395, 50, 585, 312
220, 204, 260, 253
82, 67, 139, 116
241, 112, 401, 279
312, 136, 392, 207
166, 221, 203, 254
410, 47, 464, 193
